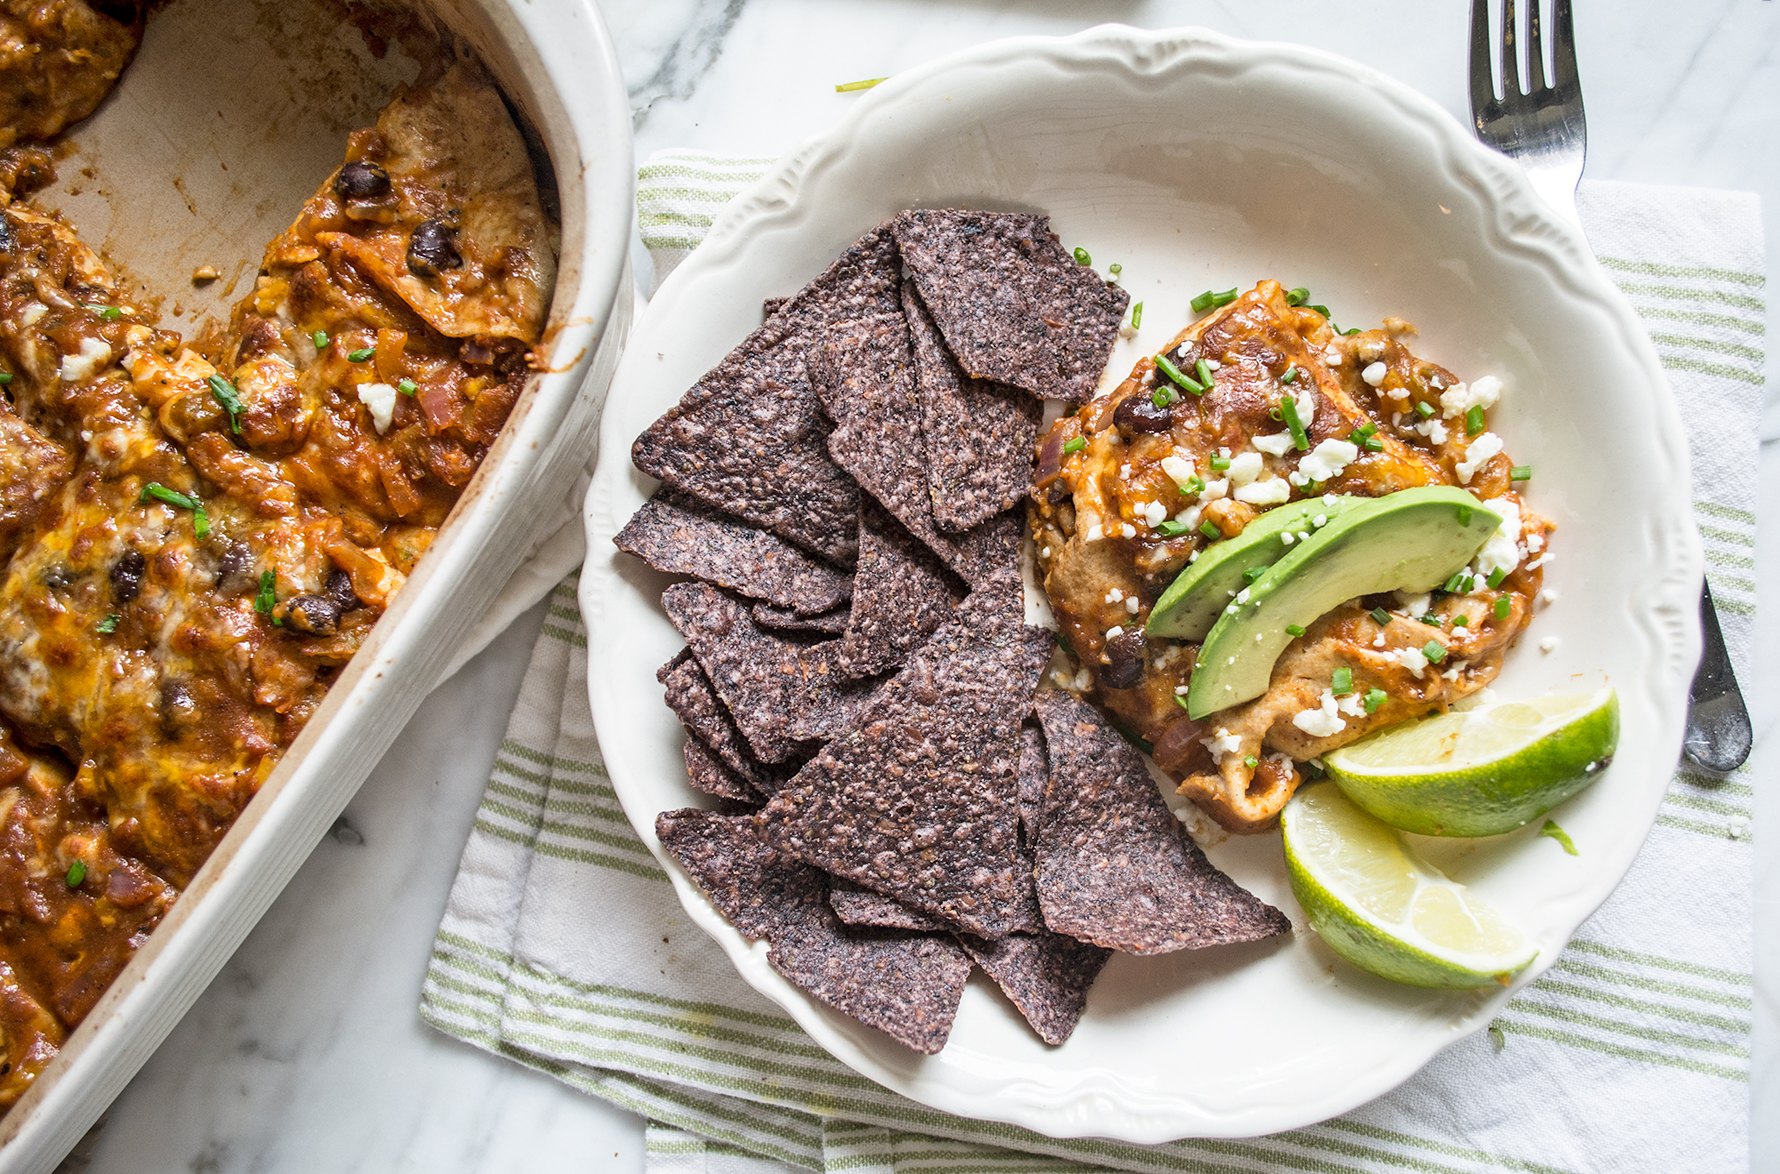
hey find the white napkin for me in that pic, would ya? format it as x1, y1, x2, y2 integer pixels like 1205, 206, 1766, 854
420, 155, 1760, 1173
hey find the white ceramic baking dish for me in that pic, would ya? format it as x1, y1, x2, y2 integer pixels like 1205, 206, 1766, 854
0, 1, 633, 1168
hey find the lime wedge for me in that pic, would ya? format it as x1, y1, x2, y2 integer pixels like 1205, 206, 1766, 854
1281, 785, 1537, 988
1323, 688, 1618, 837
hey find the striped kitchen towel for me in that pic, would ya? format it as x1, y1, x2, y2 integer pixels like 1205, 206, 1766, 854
419, 153, 1761, 1173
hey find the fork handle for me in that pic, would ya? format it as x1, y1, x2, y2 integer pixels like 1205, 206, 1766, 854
1683, 581, 1752, 774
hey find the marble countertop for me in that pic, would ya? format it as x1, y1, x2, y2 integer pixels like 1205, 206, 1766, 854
57, 2, 1779, 1171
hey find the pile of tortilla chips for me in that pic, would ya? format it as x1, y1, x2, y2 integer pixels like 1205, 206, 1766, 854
618, 210, 1289, 1054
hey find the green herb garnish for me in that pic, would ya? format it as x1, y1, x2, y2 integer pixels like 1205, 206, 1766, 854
1369, 607, 1392, 626
1155, 519, 1191, 538
1198, 520, 1221, 540
1243, 755, 1260, 769
1285, 287, 1309, 306
1279, 393, 1310, 451
1209, 452, 1231, 471
0, 372, 11, 385
255, 569, 276, 616
1073, 247, 1093, 266
1465, 405, 1486, 436
1285, 623, 1306, 637
397, 378, 417, 396
1242, 565, 1266, 584
346, 346, 376, 363
1108, 262, 1123, 276
834, 77, 886, 92
1510, 464, 1532, 481
1280, 366, 1298, 385
1486, 566, 1507, 589
1194, 358, 1215, 389
1422, 640, 1448, 664
65, 861, 85, 887
1414, 400, 1436, 419
96, 613, 120, 634
1062, 436, 1086, 456
1349, 421, 1382, 451
1494, 595, 1513, 620
1189, 287, 1237, 313
313, 330, 330, 349
1151, 385, 1177, 409
1173, 693, 1191, 711
1154, 354, 1205, 395
1331, 667, 1353, 696
1180, 475, 1205, 496
83, 303, 123, 322
1131, 301, 1144, 329
208, 374, 245, 435
1363, 687, 1387, 714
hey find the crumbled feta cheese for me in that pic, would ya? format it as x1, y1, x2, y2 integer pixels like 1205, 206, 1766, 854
1280, 530, 1296, 546
1141, 500, 1168, 527
1105, 626, 1124, 641
1293, 386, 1317, 431
1322, 346, 1343, 366
1471, 497, 1523, 578
1200, 478, 1229, 502
1414, 415, 1449, 445
1174, 505, 1203, 530
1356, 338, 1385, 362
357, 382, 399, 433
1336, 691, 1367, 718
1526, 532, 1545, 553
1526, 554, 1550, 570
1541, 588, 1560, 605
59, 337, 111, 383
1361, 361, 1387, 388
19, 303, 46, 327
1073, 669, 1093, 691
1126, 595, 1140, 615
1206, 359, 1222, 370
1395, 590, 1431, 615
1439, 374, 1502, 420
1085, 524, 1105, 542
1227, 451, 1264, 487
1292, 690, 1347, 738
1120, 522, 1137, 539
1233, 587, 1251, 605
1174, 684, 1189, 696
1253, 432, 1295, 457
1454, 431, 1503, 484
1390, 646, 1429, 678
1160, 454, 1197, 488
1299, 437, 1359, 483
1105, 588, 1125, 605
1312, 514, 1328, 528
1234, 477, 1291, 505
1539, 637, 1559, 654
1201, 728, 1244, 766
1120, 463, 1133, 480
1041, 546, 1052, 559
1373, 632, 1387, 648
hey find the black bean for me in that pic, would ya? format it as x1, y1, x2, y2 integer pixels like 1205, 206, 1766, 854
1101, 629, 1148, 690
405, 219, 462, 277
333, 161, 391, 202
1113, 394, 1175, 434
110, 550, 146, 603
324, 569, 358, 612
160, 680, 196, 730
214, 541, 254, 594
283, 594, 342, 636
0, 215, 13, 254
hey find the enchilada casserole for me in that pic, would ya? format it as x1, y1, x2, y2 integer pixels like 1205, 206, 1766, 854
0, 53, 552, 1107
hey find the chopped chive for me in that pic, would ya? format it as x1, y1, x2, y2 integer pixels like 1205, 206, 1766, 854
193, 507, 210, 540
1363, 687, 1387, 714
1331, 667, 1354, 695
207, 374, 245, 435
1063, 436, 1086, 455
1209, 452, 1231, 471
1278, 394, 1310, 451
255, 569, 276, 616
1151, 385, 1177, 409
1243, 755, 1260, 769
1457, 504, 1474, 526
346, 346, 376, 363
139, 482, 201, 512
1465, 405, 1486, 436
1443, 571, 1468, 594
1156, 519, 1191, 538
397, 378, 417, 396
1108, 262, 1123, 276
1173, 693, 1191, 711
1242, 565, 1266, 583
1354, 431, 1383, 452
1306, 303, 1331, 318
1369, 606, 1392, 626
1510, 464, 1532, 481
1198, 520, 1221, 540
1414, 400, 1436, 419
1452, 614, 1469, 627
1190, 287, 1238, 313
1421, 613, 1443, 627
1286, 287, 1310, 306
1486, 566, 1507, 588
1181, 475, 1206, 496
96, 613, 120, 634
1422, 640, 1448, 664
312, 330, 330, 349
1341, 326, 1361, 336
1280, 366, 1298, 385
1494, 595, 1513, 620
1285, 623, 1306, 637
0, 372, 11, 385
1073, 247, 1093, 266
1131, 301, 1144, 328
1194, 358, 1215, 389
1540, 819, 1579, 855
65, 860, 85, 887
1154, 354, 1205, 395
83, 303, 123, 322
1268, 405, 1284, 421
834, 76, 886, 92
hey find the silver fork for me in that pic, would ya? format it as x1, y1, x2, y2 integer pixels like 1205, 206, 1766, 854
1467, 0, 1752, 774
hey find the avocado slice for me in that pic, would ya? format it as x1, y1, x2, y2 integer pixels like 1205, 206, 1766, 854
1186, 486, 1501, 719
1147, 496, 1367, 641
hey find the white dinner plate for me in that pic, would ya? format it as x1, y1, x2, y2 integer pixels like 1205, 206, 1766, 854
580, 25, 1699, 1143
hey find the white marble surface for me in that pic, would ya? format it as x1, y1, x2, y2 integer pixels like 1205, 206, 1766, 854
57, 2, 1779, 1171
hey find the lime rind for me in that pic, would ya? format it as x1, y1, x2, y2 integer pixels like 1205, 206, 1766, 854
1325, 688, 1619, 837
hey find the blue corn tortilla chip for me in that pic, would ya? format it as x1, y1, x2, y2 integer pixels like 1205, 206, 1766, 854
682, 737, 758, 803
1017, 719, 1047, 844
631, 227, 902, 562
659, 650, 784, 791
834, 502, 961, 680
616, 491, 852, 615
828, 881, 947, 933
904, 280, 1043, 533
662, 582, 880, 763
762, 584, 1054, 938
656, 809, 971, 1053
753, 601, 848, 635
956, 931, 1110, 1046
1031, 690, 1291, 954
893, 209, 1128, 405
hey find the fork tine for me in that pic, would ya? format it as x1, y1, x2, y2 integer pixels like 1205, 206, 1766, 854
1469, 0, 1497, 113
1549, 0, 1579, 93
1527, 0, 1547, 90
1499, 0, 1520, 96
